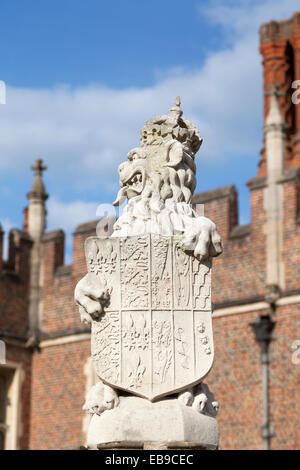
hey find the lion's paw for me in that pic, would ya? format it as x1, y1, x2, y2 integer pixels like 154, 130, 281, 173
83, 382, 119, 416
177, 389, 194, 407
192, 392, 208, 413
182, 216, 222, 262
177, 383, 219, 417
75, 274, 111, 324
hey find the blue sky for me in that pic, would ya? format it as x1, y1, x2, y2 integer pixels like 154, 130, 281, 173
0, 0, 299, 262
0, 0, 223, 89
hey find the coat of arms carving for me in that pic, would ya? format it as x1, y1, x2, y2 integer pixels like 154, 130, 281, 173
85, 234, 213, 401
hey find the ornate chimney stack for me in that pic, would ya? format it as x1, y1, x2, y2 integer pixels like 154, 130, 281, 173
259, 12, 300, 175
27, 159, 48, 241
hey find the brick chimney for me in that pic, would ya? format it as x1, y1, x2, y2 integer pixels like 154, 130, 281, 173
259, 12, 300, 175
23, 207, 29, 233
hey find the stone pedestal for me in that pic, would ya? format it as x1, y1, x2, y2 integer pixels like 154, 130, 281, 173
87, 396, 219, 450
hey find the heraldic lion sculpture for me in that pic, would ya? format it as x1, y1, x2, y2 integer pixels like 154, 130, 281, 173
75, 98, 222, 449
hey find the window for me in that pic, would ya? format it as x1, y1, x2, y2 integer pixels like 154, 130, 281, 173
0, 364, 23, 450
0, 368, 13, 450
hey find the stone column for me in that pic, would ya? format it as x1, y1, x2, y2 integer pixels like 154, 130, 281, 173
26, 159, 48, 344
263, 87, 286, 291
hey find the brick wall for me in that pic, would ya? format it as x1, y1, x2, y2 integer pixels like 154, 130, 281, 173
194, 183, 266, 306
29, 340, 90, 450
0, 230, 32, 339
281, 170, 300, 291
211, 309, 265, 450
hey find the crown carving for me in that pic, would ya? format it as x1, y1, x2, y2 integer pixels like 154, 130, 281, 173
140, 97, 203, 157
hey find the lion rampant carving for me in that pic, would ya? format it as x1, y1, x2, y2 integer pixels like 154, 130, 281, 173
75, 97, 222, 416
111, 97, 222, 262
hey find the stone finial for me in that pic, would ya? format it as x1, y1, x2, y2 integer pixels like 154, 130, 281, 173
167, 96, 183, 124
27, 159, 48, 200
31, 158, 47, 177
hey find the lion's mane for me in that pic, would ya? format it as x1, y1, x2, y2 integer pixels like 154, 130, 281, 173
111, 99, 203, 238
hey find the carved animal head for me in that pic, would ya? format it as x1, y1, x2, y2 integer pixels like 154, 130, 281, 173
113, 97, 203, 207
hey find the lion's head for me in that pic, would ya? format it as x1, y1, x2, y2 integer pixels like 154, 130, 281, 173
113, 97, 202, 208
111, 98, 203, 237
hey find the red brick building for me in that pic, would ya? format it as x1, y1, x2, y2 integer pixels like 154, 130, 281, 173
1, 13, 300, 450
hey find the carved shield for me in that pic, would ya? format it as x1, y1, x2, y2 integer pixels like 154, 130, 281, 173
85, 235, 214, 401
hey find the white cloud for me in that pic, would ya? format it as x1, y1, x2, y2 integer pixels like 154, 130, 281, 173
47, 198, 99, 233
0, 56, 259, 198
199, 0, 300, 40
47, 198, 101, 263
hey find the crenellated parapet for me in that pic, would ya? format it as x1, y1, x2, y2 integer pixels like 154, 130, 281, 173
0, 228, 32, 339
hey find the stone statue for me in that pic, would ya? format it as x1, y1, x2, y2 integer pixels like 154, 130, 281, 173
75, 98, 222, 449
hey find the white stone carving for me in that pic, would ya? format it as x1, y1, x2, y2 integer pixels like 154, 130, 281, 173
83, 381, 119, 416
75, 98, 222, 447
177, 382, 219, 416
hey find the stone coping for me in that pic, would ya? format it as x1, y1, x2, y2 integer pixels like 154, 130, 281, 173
192, 185, 236, 204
